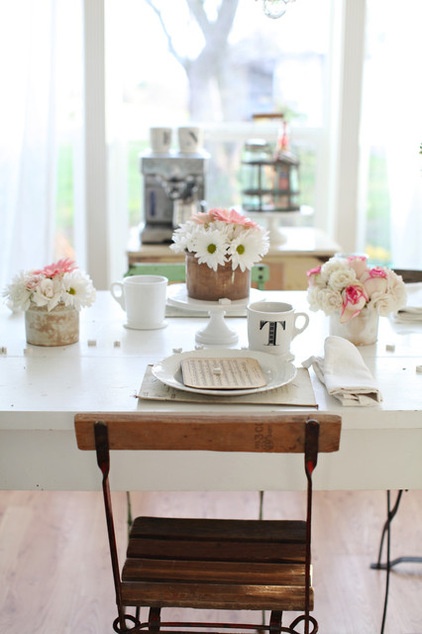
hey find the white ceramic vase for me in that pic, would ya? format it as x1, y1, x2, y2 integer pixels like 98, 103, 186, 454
329, 308, 379, 346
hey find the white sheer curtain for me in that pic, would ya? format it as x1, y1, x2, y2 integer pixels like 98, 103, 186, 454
0, 0, 84, 292
0, 1, 57, 290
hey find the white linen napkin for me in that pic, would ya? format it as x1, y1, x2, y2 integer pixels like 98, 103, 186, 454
394, 283, 422, 323
302, 335, 382, 407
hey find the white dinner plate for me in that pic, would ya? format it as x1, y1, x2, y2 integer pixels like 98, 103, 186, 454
151, 348, 297, 396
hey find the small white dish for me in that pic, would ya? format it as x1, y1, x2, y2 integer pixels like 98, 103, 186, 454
151, 348, 297, 396
167, 283, 261, 312
124, 321, 168, 331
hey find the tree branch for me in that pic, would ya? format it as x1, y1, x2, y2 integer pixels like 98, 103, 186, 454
144, 0, 186, 66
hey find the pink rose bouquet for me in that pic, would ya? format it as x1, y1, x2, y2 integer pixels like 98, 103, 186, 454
3, 258, 96, 312
171, 208, 269, 272
306, 255, 407, 323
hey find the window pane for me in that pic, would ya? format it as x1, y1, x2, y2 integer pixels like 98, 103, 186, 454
105, 0, 332, 233
361, 0, 422, 266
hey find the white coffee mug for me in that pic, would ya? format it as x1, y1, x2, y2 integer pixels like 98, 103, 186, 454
110, 275, 168, 330
150, 127, 172, 154
247, 301, 309, 359
178, 126, 203, 153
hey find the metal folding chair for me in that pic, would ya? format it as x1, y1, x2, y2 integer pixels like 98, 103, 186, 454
75, 411, 341, 634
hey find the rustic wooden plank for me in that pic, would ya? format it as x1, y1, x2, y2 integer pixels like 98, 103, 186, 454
75, 412, 341, 453
120, 580, 313, 611
127, 517, 306, 562
127, 536, 306, 562
130, 516, 306, 542
122, 558, 307, 585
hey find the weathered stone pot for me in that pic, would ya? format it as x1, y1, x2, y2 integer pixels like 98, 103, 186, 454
329, 308, 379, 346
25, 304, 79, 346
185, 252, 251, 301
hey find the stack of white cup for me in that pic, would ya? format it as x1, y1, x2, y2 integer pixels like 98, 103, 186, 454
149, 126, 203, 154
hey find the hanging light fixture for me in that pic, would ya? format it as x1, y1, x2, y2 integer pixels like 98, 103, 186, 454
258, 0, 296, 19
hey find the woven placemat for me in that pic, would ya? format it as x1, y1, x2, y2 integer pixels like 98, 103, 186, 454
138, 365, 317, 407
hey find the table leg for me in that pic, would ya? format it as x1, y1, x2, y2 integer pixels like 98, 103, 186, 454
370, 490, 422, 634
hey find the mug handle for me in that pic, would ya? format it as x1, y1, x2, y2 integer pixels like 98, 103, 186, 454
292, 312, 309, 338
110, 282, 125, 309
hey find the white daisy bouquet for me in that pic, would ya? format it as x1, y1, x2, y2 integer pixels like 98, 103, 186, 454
307, 255, 407, 323
3, 258, 96, 312
170, 208, 269, 271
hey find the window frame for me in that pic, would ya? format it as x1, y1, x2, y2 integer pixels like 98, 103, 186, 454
82, 0, 365, 288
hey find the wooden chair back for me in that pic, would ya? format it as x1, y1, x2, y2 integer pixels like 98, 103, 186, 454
75, 411, 341, 634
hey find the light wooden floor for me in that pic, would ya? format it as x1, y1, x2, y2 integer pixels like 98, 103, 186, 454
0, 489, 422, 633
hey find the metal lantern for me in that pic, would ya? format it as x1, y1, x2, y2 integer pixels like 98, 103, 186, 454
241, 138, 300, 213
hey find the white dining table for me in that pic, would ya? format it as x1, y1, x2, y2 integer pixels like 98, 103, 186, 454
1, 289, 421, 492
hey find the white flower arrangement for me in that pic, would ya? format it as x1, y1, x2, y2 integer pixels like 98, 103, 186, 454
307, 255, 407, 323
3, 259, 96, 312
170, 208, 270, 271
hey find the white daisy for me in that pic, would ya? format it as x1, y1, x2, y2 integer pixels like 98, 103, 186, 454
2, 272, 32, 312
228, 229, 269, 272
61, 271, 96, 310
170, 209, 269, 271
193, 230, 227, 271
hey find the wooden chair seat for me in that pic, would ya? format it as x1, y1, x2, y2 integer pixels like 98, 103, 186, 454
122, 516, 310, 611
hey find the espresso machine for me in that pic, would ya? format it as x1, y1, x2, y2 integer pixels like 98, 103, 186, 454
140, 152, 208, 244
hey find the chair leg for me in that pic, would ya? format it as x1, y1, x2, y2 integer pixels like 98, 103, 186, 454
127, 491, 133, 535
148, 607, 161, 632
269, 610, 282, 633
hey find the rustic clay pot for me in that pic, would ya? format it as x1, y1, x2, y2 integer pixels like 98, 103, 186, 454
185, 252, 251, 301
25, 304, 79, 346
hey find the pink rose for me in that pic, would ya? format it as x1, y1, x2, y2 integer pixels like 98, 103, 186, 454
25, 274, 43, 290
306, 266, 322, 286
347, 255, 368, 278
340, 284, 369, 322
360, 267, 388, 298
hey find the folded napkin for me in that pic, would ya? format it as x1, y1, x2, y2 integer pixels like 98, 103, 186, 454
302, 336, 382, 407
394, 283, 422, 323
